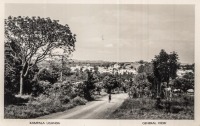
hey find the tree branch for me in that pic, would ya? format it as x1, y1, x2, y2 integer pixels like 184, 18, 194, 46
23, 63, 30, 77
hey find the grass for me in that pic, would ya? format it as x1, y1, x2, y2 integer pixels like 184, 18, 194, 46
108, 94, 194, 119
4, 94, 88, 119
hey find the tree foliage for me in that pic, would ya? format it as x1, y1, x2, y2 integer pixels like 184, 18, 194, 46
152, 50, 179, 84
81, 69, 99, 100
37, 68, 59, 84
5, 16, 76, 95
103, 74, 120, 93
138, 65, 145, 73
152, 49, 179, 97
173, 72, 194, 92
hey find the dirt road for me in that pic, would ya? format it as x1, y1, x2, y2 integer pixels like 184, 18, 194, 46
38, 93, 128, 119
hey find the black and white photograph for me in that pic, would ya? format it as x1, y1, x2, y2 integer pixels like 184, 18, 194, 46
2, 1, 198, 124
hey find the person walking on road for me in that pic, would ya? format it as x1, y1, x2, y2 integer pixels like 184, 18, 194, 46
109, 93, 111, 103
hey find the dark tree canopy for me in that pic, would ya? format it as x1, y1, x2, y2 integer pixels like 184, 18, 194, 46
83, 69, 99, 100
103, 75, 120, 93
151, 49, 179, 98
152, 49, 179, 84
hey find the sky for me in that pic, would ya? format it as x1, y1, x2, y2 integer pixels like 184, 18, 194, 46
5, 4, 194, 63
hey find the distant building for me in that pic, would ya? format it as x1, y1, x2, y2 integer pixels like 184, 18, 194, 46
71, 65, 81, 72
113, 63, 120, 69
70, 63, 137, 75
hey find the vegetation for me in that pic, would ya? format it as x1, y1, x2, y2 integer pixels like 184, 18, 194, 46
82, 69, 99, 100
108, 94, 194, 119
173, 72, 194, 92
152, 50, 180, 97
108, 49, 194, 119
5, 94, 87, 119
5, 16, 76, 96
103, 74, 120, 93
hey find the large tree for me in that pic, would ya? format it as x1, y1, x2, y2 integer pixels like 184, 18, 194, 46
83, 69, 99, 100
5, 16, 76, 95
103, 74, 120, 93
152, 49, 179, 97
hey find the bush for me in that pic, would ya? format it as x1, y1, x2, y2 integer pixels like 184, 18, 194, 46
60, 81, 77, 99
37, 68, 58, 84
32, 81, 52, 96
74, 82, 85, 97
60, 95, 71, 104
28, 94, 54, 107
72, 96, 87, 105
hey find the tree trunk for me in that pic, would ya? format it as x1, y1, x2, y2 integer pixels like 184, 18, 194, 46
19, 62, 29, 96
19, 71, 24, 96
156, 80, 161, 98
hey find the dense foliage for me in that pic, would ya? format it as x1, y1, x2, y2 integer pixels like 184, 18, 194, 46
103, 74, 121, 93
152, 50, 180, 97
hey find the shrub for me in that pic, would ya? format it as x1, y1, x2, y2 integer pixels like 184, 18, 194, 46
72, 96, 87, 105
37, 68, 58, 84
34, 81, 52, 95
60, 95, 71, 104
74, 82, 85, 97
60, 81, 77, 99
